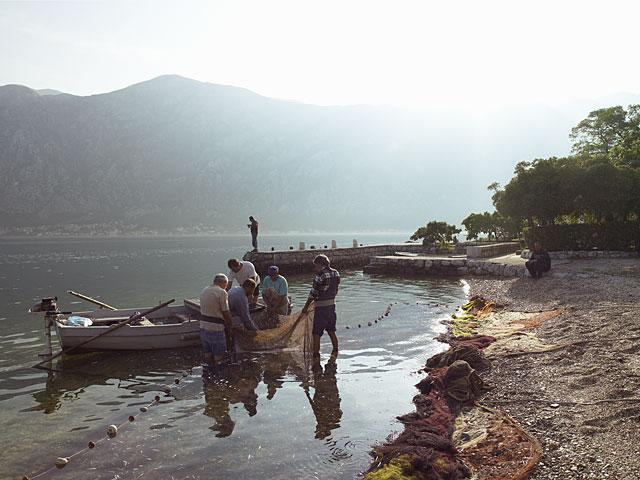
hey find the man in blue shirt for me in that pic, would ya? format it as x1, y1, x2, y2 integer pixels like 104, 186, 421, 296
262, 265, 289, 312
228, 279, 259, 331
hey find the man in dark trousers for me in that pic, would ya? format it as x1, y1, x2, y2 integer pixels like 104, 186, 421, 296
248, 216, 258, 252
526, 241, 551, 279
301, 254, 340, 363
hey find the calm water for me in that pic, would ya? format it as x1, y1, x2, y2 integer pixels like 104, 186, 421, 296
0, 235, 467, 479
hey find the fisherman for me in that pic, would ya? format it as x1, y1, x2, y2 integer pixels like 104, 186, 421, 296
227, 258, 260, 303
525, 241, 551, 279
261, 265, 289, 326
248, 216, 259, 252
300, 254, 340, 362
228, 279, 259, 331
199, 273, 232, 368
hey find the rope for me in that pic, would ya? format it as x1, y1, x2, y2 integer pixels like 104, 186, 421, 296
23, 381, 178, 480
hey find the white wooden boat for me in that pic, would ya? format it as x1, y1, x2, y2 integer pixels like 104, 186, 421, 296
54, 302, 203, 351
53, 299, 299, 353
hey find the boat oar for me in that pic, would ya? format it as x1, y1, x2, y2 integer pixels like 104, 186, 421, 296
67, 290, 117, 310
32, 299, 175, 370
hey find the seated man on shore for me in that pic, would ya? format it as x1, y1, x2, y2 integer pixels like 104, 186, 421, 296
227, 258, 260, 304
525, 241, 551, 279
228, 279, 259, 331
199, 274, 233, 368
261, 266, 289, 328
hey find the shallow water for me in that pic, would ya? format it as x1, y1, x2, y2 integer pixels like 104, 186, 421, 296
0, 235, 467, 479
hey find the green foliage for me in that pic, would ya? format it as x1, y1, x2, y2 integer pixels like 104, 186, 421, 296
461, 211, 520, 241
410, 220, 461, 245
570, 105, 640, 167
475, 105, 640, 253
524, 222, 639, 251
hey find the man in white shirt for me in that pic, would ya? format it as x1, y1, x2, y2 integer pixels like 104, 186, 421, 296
227, 258, 260, 303
200, 273, 233, 368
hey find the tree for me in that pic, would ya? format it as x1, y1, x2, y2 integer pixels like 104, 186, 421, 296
461, 212, 492, 240
411, 221, 461, 245
570, 105, 640, 167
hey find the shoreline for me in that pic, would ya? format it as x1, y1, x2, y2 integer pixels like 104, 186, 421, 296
365, 257, 640, 479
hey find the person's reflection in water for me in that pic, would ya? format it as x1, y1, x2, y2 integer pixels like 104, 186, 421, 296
306, 354, 342, 439
202, 359, 262, 437
203, 375, 235, 437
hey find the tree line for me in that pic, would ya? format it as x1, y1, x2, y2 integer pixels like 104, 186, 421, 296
412, 104, 640, 249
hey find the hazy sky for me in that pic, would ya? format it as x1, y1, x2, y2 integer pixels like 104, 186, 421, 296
1, 0, 639, 107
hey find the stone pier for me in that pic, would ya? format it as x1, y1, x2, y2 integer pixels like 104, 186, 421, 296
243, 243, 430, 274
363, 254, 527, 278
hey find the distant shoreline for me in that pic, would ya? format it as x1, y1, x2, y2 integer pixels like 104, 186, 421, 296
0, 231, 412, 241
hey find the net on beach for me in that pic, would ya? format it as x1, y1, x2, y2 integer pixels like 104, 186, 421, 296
456, 404, 543, 480
232, 305, 313, 352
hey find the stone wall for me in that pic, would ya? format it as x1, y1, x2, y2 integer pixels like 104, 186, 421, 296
520, 250, 636, 260
466, 242, 519, 259
364, 256, 525, 278
243, 244, 429, 274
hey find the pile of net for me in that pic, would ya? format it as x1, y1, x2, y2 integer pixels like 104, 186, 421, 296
365, 297, 544, 479
365, 357, 490, 479
453, 405, 543, 480
232, 306, 313, 352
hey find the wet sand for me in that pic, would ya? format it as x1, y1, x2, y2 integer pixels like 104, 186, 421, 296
470, 257, 640, 479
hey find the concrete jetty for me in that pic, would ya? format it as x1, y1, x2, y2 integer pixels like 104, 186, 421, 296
243, 243, 430, 274
364, 253, 526, 277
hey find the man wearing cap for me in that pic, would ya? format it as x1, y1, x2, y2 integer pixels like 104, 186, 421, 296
301, 254, 340, 361
199, 273, 233, 368
261, 266, 289, 327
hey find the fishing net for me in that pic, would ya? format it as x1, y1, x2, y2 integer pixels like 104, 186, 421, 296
232, 305, 314, 352
455, 404, 543, 480
426, 344, 492, 371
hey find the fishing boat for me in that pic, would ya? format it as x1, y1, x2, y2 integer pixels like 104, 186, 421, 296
54, 302, 204, 351
32, 292, 308, 356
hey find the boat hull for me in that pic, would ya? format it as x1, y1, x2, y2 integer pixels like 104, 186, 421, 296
54, 304, 202, 351
55, 321, 201, 351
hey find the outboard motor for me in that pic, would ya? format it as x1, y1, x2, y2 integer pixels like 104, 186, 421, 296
29, 297, 59, 360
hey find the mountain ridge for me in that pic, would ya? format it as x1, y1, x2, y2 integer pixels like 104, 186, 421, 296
1, 76, 639, 235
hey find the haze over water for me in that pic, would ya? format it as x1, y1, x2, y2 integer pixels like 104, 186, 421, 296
0, 235, 467, 479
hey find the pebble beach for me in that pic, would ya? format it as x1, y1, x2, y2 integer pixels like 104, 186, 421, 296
470, 257, 640, 479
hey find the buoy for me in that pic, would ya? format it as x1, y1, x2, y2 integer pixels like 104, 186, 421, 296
140, 406, 148, 412
374, 320, 377, 323
128, 415, 135, 422
107, 425, 118, 437
358, 324, 361, 328
55, 457, 69, 469
154, 395, 161, 402
88, 441, 96, 449
174, 378, 180, 384
345, 326, 350, 329
367, 322, 372, 326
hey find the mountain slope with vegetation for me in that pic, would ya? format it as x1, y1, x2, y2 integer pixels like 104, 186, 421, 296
1, 75, 637, 234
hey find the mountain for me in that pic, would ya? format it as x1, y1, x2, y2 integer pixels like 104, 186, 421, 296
36, 89, 65, 96
0, 75, 638, 234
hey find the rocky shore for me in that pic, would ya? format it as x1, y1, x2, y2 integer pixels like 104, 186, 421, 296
469, 257, 640, 479
365, 256, 640, 479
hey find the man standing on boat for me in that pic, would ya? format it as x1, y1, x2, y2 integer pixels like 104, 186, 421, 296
199, 274, 233, 368
227, 258, 260, 304
248, 216, 259, 252
300, 254, 340, 362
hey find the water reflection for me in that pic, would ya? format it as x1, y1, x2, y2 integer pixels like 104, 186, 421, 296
305, 357, 342, 440
201, 352, 344, 441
